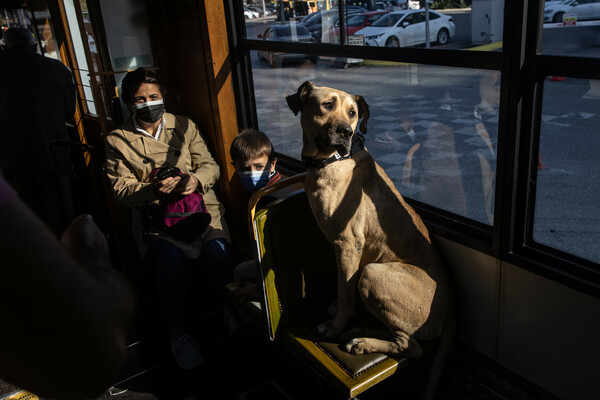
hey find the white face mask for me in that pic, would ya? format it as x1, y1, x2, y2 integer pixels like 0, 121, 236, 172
134, 99, 165, 123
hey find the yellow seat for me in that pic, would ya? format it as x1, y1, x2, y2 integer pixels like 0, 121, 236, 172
247, 173, 426, 398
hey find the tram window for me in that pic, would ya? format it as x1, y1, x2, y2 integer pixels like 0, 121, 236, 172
29, 5, 61, 60
98, 0, 154, 119
244, 2, 504, 50
541, 3, 600, 57
533, 77, 600, 264
0, 7, 57, 59
251, 52, 499, 225
63, 0, 97, 115
99, 0, 153, 72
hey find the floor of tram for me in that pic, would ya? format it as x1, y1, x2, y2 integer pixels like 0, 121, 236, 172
0, 291, 548, 400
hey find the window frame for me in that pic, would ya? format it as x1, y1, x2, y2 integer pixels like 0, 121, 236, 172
225, 0, 600, 298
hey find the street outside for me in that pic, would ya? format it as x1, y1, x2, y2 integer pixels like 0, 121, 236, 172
245, 9, 600, 264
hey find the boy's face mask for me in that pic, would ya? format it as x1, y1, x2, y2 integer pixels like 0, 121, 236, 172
134, 99, 165, 124
239, 169, 274, 193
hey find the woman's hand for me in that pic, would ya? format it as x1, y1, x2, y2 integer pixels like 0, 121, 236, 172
153, 176, 182, 197
176, 174, 199, 196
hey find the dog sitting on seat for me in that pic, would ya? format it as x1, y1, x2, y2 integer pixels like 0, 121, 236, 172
287, 81, 456, 400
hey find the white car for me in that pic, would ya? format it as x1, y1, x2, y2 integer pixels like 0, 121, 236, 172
544, 0, 600, 23
244, 8, 259, 19
356, 10, 455, 47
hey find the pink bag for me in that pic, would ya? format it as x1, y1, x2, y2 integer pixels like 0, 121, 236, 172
143, 167, 212, 242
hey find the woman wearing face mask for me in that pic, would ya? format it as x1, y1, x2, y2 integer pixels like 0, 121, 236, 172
104, 67, 233, 370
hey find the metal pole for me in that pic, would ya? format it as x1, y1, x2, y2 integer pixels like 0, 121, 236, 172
279, 0, 285, 23
340, 1, 346, 45
425, 0, 430, 48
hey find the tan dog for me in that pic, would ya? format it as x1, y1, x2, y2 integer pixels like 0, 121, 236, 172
287, 82, 455, 400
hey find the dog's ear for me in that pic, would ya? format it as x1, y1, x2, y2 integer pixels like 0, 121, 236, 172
354, 95, 370, 134
286, 81, 315, 115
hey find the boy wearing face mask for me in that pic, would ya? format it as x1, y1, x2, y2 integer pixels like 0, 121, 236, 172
229, 129, 288, 290
230, 128, 281, 195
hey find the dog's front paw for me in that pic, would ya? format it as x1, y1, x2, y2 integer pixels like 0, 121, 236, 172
316, 319, 342, 339
344, 338, 370, 355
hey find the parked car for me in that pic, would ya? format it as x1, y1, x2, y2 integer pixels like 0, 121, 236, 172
256, 24, 317, 67
356, 10, 455, 47
328, 11, 389, 43
303, 8, 365, 42
302, 7, 367, 27
301, 10, 323, 27
244, 8, 259, 19
544, 0, 600, 23
247, 5, 266, 17
266, 4, 277, 13
300, 10, 319, 23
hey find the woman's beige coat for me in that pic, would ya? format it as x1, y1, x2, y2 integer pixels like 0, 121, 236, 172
104, 113, 229, 257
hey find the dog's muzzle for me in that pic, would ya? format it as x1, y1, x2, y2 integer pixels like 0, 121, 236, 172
337, 124, 353, 140
315, 123, 354, 155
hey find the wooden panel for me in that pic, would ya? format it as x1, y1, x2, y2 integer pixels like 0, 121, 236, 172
203, 1, 247, 245
168, 18, 213, 126
204, 0, 240, 180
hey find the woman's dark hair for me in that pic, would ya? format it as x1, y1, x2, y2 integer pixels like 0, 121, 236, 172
230, 129, 275, 163
120, 67, 165, 106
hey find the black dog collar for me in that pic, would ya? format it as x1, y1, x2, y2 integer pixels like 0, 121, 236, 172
302, 132, 366, 169
302, 152, 350, 169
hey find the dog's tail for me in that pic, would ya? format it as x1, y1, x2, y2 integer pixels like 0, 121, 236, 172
422, 312, 456, 400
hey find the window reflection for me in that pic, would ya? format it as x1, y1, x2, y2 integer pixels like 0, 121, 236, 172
257, 23, 319, 66
359, 10, 455, 47
541, 0, 600, 56
251, 54, 499, 224
245, 2, 504, 51
534, 77, 600, 264
1, 8, 34, 50
98, 0, 154, 121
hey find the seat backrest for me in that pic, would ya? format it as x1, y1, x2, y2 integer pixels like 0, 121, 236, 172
253, 188, 337, 340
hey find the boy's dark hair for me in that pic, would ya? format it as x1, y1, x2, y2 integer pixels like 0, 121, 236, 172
230, 129, 275, 163
121, 67, 166, 106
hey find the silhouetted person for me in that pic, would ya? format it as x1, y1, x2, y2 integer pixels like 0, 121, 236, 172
0, 27, 77, 236
0, 171, 135, 399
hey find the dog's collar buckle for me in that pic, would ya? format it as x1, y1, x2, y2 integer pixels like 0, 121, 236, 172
302, 152, 350, 169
